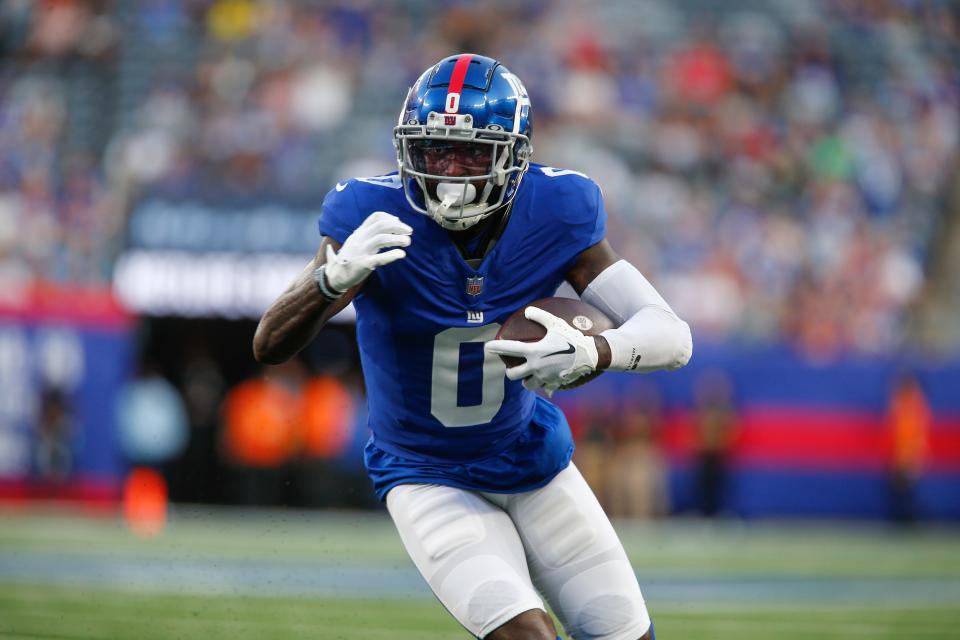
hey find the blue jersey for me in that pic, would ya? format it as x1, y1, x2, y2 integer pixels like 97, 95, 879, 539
318, 164, 606, 500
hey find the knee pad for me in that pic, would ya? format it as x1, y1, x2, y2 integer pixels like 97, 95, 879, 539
575, 593, 637, 638
556, 561, 650, 639
440, 555, 543, 637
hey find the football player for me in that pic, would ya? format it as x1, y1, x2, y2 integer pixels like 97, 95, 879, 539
254, 54, 691, 640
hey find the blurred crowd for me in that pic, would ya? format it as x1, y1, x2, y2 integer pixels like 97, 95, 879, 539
1, 0, 959, 355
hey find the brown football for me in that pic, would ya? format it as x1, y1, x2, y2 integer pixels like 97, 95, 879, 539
494, 297, 615, 389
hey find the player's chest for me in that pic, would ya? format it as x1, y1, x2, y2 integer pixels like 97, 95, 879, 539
367, 230, 564, 331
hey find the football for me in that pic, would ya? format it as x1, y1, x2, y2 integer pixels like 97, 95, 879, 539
494, 297, 615, 389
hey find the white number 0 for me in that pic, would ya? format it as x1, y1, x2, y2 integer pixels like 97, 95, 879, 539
431, 324, 505, 428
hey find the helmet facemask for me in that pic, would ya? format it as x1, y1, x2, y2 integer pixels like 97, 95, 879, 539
395, 112, 531, 231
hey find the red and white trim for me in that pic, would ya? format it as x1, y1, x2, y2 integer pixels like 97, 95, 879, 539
444, 54, 473, 113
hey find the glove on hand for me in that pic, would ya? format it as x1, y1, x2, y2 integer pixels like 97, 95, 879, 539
319, 211, 412, 295
485, 306, 599, 395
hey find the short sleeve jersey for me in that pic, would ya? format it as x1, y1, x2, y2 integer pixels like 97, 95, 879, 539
318, 164, 606, 499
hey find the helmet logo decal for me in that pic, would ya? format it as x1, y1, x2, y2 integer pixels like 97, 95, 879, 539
445, 54, 474, 113
501, 72, 530, 134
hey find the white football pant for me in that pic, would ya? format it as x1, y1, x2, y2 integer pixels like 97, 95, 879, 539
386, 463, 652, 639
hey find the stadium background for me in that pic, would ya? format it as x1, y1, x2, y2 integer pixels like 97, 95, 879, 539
1, 0, 959, 638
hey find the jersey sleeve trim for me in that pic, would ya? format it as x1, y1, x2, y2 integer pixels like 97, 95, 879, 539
317, 180, 362, 245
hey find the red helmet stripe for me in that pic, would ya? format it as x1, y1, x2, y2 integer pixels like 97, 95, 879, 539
446, 54, 474, 112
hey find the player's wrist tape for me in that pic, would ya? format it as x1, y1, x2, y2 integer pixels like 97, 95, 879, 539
312, 264, 344, 301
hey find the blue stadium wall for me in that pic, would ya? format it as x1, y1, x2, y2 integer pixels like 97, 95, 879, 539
2, 290, 957, 522
559, 342, 960, 520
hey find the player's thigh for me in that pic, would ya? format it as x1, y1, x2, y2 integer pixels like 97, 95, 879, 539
386, 483, 545, 639
506, 464, 652, 640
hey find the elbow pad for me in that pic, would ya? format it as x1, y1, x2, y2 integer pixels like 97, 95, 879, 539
581, 260, 693, 372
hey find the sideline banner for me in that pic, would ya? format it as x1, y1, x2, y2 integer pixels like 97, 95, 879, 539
0, 281, 134, 501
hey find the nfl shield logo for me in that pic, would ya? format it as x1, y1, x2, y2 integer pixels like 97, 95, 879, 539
465, 276, 484, 296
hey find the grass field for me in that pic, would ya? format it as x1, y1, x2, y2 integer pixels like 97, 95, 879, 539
1, 507, 959, 639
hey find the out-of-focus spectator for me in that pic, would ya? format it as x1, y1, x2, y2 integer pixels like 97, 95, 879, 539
302, 376, 354, 459
1, 0, 958, 355
297, 371, 365, 508
219, 355, 362, 506
222, 359, 303, 469
221, 359, 304, 505
605, 384, 668, 519
206, 0, 257, 43
568, 387, 616, 506
173, 349, 227, 503
34, 388, 74, 483
116, 365, 189, 466
885, 372, 931, 524
0, 0, 120, 287
693, 369, 738, 517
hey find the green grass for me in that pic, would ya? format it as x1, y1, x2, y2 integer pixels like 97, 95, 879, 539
2, 508, 960, 639
0, 585, 462, 640
1, 584, 957, 639
3, 508, 958, 577
615, 520, 960, 577
0, 508, 405, 563
654, 606, 960, 639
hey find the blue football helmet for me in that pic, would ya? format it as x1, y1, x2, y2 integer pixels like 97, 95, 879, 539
394, 54, 533, 230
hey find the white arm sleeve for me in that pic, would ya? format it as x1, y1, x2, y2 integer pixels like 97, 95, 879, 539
580, 260, 692, 372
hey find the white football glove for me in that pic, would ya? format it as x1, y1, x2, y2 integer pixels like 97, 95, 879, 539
318, 211, 412, 296
485, 306, 599, 395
